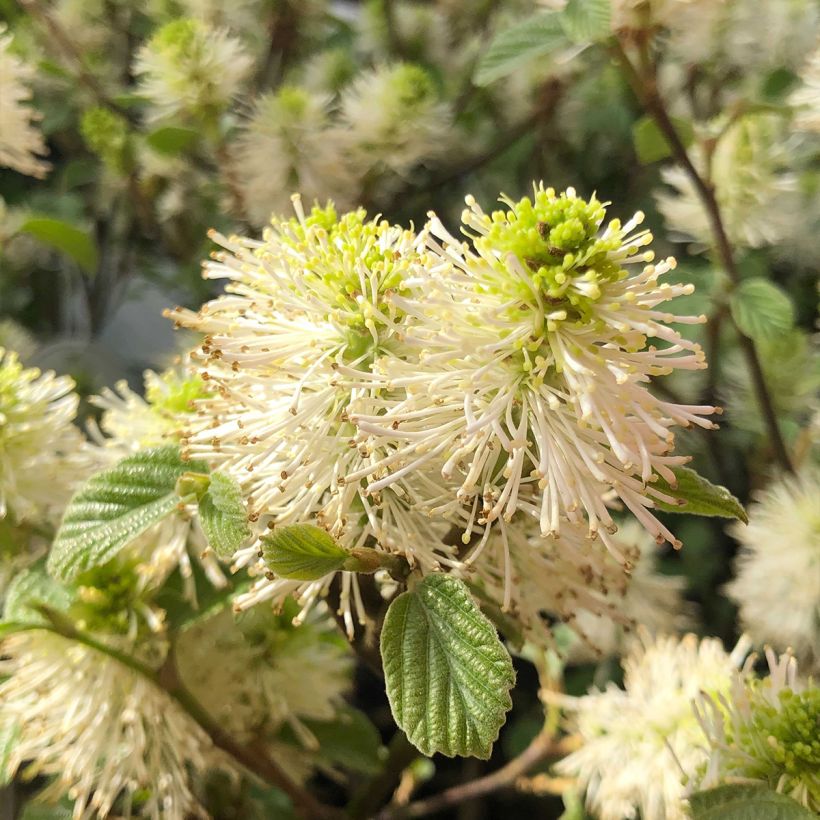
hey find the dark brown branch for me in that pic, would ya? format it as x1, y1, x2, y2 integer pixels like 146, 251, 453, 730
612, 40, 794, 473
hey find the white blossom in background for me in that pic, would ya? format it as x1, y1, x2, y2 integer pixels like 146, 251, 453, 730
568, 519, 694, 660
352, 185, 716, 565
0, 348, 92, 523
0, 26, 49, 178
693, 649, 820, 813
233, 87, 355, 226
167, 199, 460, 633
337, 63, 452, 181
657, 114, 797, 250
725, 466, 820, 667
177, 604, 352, 777
134, 18, 252, 123
791, 47, 820, 133
558, 632, 748, 820
0, 629, 222, 819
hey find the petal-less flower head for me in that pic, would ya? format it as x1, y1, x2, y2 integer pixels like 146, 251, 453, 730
351, 184, 716, 562
167, 199, 460, 632
0, 629, 220, 819
725, 466, 820, 667
134, 18, 252, 123
233, 86, 355, 226
0, 26, 49, 178
557, 632, 749, 820
792, 46, 820, 133
0, 348, 92, 523
693, 648, 820, 813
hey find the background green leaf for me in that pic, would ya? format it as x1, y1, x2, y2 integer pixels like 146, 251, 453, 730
689, 784, 816, 820
731, 278, 795, 342
380, 574, 515, 759
632, 114, 695, 164
18, 217, 98, 273
48, 446, 208, 581
560, 0, 612, 43
145, 126, 199, 156
474, 13, 568, 86
261, 524, 348, 581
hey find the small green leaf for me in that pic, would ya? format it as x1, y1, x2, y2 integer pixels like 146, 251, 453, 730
19, 798, 76, 820
651, 466, 747, 523
145, 126, 199, 155
731, 278, 795, 342
261, 524, 348, 581
560, 0, 611, 43
632, 114, 694, 164
474, 13, 569, 86
380, 574, 515, 759
689, 784, 816, 820
19, 217, 98, 273
48, 446, 208, 582
3, 562, 73, 624
199, 472, 251, 559
0, 722, 20, 786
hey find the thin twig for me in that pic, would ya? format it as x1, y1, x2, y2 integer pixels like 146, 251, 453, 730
612, 39, 794, 473
377, 732, 566, 819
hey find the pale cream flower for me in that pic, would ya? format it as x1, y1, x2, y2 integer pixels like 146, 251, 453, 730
134, 18, 252, 122
558, 632, 748, 820
726, 467, 820, 667
0, 348, 92, 523
792, 46, 820, 133
0, 26, 49, 178
232, 87, 355, 226
0, 629, 220, 819
351, 185, 716, 566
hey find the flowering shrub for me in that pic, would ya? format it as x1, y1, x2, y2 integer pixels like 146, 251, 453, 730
0, 1, 818, 819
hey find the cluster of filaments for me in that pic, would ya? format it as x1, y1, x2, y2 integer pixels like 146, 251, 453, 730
168, 185, 716, 639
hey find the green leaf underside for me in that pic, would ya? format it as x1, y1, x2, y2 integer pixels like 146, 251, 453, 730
380, 574, 515, 759
689, 784, 816, 820
261, 524, 348, 581
474, 13, 568, 86
19, 216, 98, 273
199, 471, 251, 559
652, 466, 748, 523
3, 562, 73, 624
561, 0, 612, 43
48, 446, 208, 582
632, 114, 695, 164
730, 278, 795, 342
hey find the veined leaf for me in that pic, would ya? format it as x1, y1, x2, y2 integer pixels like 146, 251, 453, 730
651, 466, 747, 523
48, 446, 208, 582
474, 13, 568, 86
561, 0, 611, 43
731, 278, 794, 342
261, 524, 348, 581
199, 471, 251, 559
3, 562, 73, 624
689, 784, 816, 820
380, 574, 515, 759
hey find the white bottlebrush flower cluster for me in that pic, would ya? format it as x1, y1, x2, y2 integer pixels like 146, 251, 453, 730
169, 183, 714, 639
0, 349, 92, 524
0, 628, 220, 819
135, 18, 253, 123
693, 648, 820, 813
0, 26, 49, 178
792, 46, 820, 133
558, 632, 749, 820
726, 466, 820, 668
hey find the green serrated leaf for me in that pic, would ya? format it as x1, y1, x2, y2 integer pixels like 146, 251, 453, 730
651, 466, 747, 523
561, 0, 611, 43
19, 217, 98, 273
145, 126, 199, 156
48, 446, 208, 582
380, 574, 515, 759
261, 524, 348, 581
474, 13, 569, 86
3, 562, 73, 624
632, 114, 694, 164
689, 784, 816, 820
0, 722, 20, 786
199, 472, 251, 559
731, 278, 795, 342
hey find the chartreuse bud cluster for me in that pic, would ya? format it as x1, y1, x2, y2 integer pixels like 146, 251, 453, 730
80, 107, 132, 173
